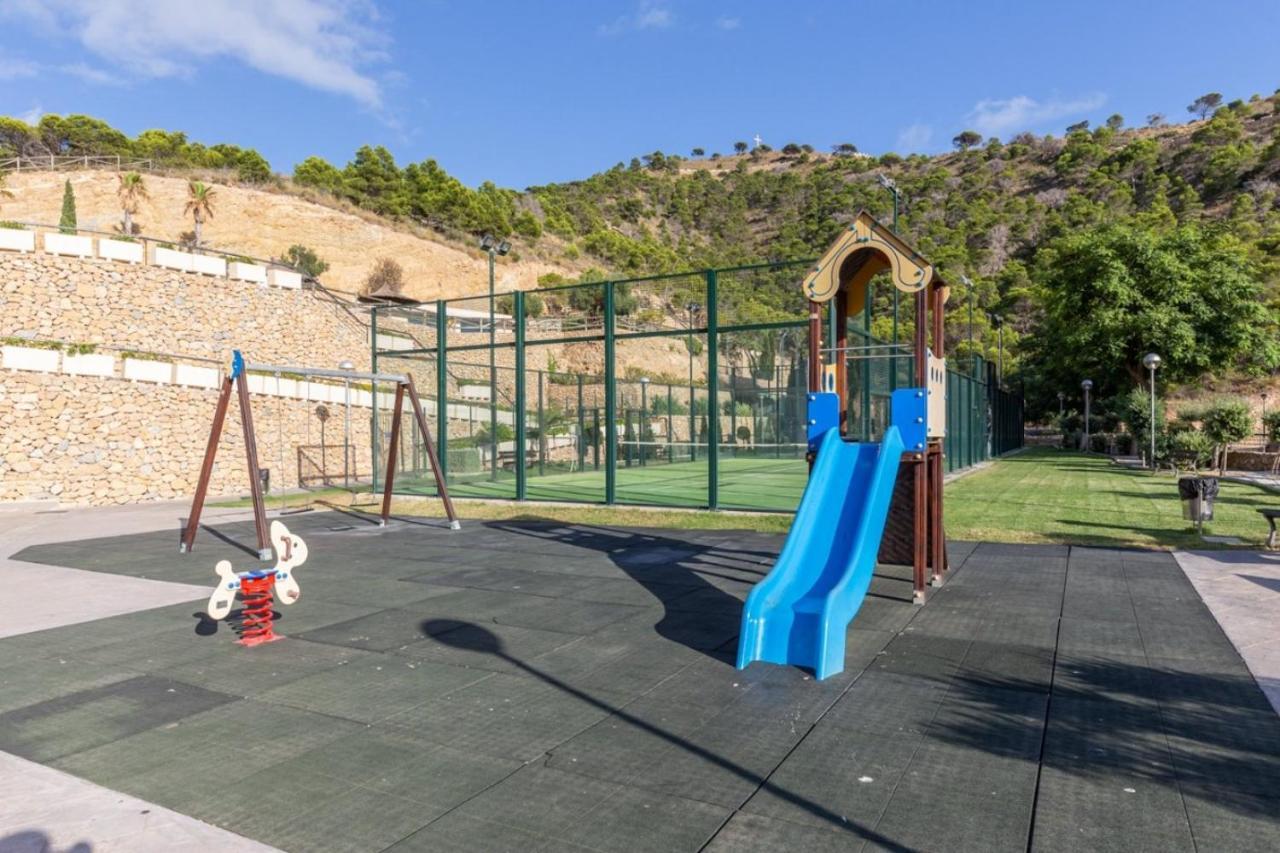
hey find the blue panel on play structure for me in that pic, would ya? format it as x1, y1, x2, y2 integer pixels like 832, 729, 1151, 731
890, 388, 928, 453
806, 393, 839, 453
231, 349, 246, 381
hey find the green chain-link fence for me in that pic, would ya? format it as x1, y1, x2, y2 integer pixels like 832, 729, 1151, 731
369, 261, 1023, 513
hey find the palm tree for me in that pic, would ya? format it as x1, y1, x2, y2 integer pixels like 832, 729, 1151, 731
116, 172, 148, 235
184, 180, 216, 247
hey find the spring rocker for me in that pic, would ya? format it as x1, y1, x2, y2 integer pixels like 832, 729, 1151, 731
205, 520, 307, 645
737, 211, 949, 680
180, 350, 458, 561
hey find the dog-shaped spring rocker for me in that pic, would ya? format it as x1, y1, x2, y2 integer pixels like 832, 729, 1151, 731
205, 521, 307, 646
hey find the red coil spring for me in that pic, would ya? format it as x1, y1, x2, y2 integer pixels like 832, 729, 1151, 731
238, 575, 277, 646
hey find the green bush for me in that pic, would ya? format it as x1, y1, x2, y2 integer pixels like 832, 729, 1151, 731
1201, 398, 1252, 446
1169, 429, 1214, 467
0, 221, 26, 230
450, 447, 482, 474
1263, 410, 1280, 444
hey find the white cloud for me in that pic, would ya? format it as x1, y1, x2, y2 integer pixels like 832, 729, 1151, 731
59, 62, 123, 86
896, 122, 933, 152
599, 3, 673, 35
715, 16, 741, 30
5, 0, 388, 108
0, 56, 39, 80
966, 93, 1106, 138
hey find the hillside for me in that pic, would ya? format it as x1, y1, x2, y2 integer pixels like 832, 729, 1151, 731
3, 93, 1280, 414
0, 170, 573, 301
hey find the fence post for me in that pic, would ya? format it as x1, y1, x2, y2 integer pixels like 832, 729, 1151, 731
576, 374, 585, 472
514, 291, 527, 500
604, 282, 617, 505
370, 306, 380, 491
707, 269, 719, 510
436, 300, 448, 485
537, 369, 545, 477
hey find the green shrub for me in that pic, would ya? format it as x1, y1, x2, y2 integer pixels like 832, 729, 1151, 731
1169, 429, 1214, 467
450, 447, 482, 474
1263, 410, 1280, 444
1201, 398, 1252, 446
0, 221, 26, 230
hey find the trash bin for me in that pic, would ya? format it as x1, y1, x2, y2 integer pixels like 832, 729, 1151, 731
1178, 476, 1218, 529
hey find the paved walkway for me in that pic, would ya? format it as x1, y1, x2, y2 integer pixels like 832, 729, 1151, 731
0, 502, 283, 852
1176, 549, 1280, 713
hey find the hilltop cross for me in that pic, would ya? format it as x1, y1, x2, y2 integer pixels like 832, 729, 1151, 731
753, 134, 763, 148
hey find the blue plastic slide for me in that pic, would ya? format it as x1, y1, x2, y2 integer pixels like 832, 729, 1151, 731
736, 425, 905, 680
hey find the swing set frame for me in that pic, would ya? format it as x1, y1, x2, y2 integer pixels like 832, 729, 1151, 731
179, 350, 458, 559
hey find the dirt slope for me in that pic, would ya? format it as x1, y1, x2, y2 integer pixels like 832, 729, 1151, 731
1, 170, 568, 301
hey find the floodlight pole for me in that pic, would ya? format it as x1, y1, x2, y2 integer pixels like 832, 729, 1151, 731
1143, 353, 1162, 470
487, 244, 497, 481
1082, 379, 1093, 451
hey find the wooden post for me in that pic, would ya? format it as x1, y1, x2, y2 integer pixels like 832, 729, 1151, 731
404, 376, 460, 528
236, 374, 271, 560
380, 382, 407, 524
807, 300, 822, 393
913, 288, 929, 602
180, 375, 235, 553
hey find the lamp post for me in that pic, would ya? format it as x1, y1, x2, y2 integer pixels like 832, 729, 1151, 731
639, 376, 649, 466
338, 359, 355, 487
878, 174, 901, 348
480, 234, 511, 481
1081, 379, 1093, 452
686, 301, 701, 458
1143, 353, 1162, 469
1262, 392, 1269, 446
992, 314, 1004, 388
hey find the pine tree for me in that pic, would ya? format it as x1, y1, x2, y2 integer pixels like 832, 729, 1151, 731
59, 179, 77, 234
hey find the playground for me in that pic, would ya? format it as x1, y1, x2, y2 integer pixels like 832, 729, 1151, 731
2, 215, 1277, 852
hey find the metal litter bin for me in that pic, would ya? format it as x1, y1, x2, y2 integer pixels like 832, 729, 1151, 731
1178, 476, 1218, 532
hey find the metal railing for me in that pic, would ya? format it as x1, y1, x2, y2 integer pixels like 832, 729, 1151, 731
0, 155, 155, 172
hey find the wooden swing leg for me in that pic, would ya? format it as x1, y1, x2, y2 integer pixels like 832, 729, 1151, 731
180, 375, 235, 553
236, 375, 271, 560
405, 377, 460, 529
380, 383, 406, 525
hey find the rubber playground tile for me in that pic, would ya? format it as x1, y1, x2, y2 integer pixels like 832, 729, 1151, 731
0, 656, 139, 715
292, 607, 461, 652
247, 785, 445, 853
1057, 617, 1145, 657
954, 641, 1056, 693
0, 675, 236, 762
1041, 695, 1175, 776
1135, 619, 1240, 663
743, 724, 919, 832
611, 710, 811, 808
1161, 731, 1280, 795
973, 613, 1061, 649
565, 575, 698, 607
255, 654, 487, 722
924, 685, 1048, 759
395, 621, 583, 674
557, 782, 731, 852
1051, 651, 1157, 702
1180, 785, 1280, 853
1060, 590, 1138, 624
51, 698, 363, 807
158, 637, 370, 696
530, 638, 700, 698
1142, 654, 1268, 708
706, 812, 868, 853
1028, 764, 1195, 853
871, 744, 1039, 853
449, 762, 618, 836
639, 655, 758, 709
382, 811, 559, 853
224, 598, 382, 636
821, 671, 951, 736
385, 672, 624, 761
492, 596, 645, 636
840, 593, 916, 632
304, 577, 463, 610
610, 607, 741, 651
864, 632, 967, 684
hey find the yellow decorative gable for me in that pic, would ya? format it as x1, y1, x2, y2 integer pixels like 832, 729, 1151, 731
802, 210, 934, 307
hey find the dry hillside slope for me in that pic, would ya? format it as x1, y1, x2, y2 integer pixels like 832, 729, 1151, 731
1, 170, 571, 301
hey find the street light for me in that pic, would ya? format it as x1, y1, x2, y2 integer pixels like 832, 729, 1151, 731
1262, 393, 1269, 445
878, 174, 901, 349
338, 359, 356, 487
991, 314, 1005, 387
1056, 391, 1065, 419
686, 301, 701, 459
639, 376, 650, 466
480, 234, 511, 481
1081, 379, 1093, 452
1143, 353, 1162, 469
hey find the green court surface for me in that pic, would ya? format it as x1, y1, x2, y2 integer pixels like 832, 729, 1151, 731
404, 454, 808, 512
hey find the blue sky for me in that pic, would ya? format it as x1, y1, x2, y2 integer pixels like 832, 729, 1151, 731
1, 1, 1277, 189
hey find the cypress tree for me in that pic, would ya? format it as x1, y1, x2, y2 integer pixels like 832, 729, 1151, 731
59, 180, 77, 234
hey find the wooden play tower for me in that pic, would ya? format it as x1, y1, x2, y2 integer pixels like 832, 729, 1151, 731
803, 211, 950, 601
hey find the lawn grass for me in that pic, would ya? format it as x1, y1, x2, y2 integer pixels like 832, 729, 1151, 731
945, 448, 1277, 550
214, 448, 1279, 549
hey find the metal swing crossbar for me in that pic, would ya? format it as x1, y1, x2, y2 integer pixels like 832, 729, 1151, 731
179, 350, 459, 560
